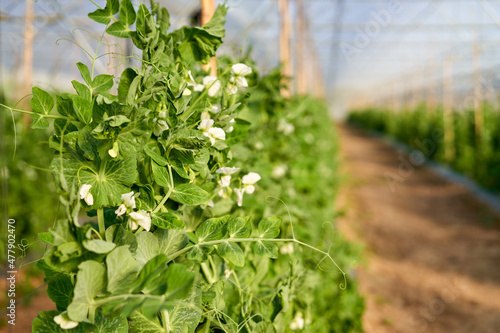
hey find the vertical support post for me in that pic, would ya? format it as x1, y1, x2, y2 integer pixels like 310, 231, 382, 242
201, 0, 217, 76
473, 42, 482, 140
442, 57, 455, 162
22, 0, 34, 126
278, 0, 292, 96
295, 0, 307, 95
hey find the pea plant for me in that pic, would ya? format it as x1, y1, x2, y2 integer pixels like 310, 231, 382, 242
1, 1, 350, 332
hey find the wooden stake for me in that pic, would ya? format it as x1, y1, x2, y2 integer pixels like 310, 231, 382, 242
201, 0, 217, 76
22, 0, 34, 126
295, 0, 307, 96
442, 57, 455, 162
473, 42, 482, 139
278, 0, 292, 96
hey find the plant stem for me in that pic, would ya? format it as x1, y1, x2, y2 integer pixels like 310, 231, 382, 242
180, 89, 209, 122
97, 208, 105, 236
0, 103, 69, 120
152, 165, 174, 213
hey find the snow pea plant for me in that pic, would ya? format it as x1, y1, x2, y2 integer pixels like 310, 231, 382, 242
0, 1, 336, 332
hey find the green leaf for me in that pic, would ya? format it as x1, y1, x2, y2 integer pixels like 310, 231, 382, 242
134, 232, 160, 267
227, 216, 251, 239
93, 315, 129, 332
163, 263, 195, 300
38, 232, 54, 245
202, 4, 228, 37
257, 216, 282, 238
116, 116, 151, 158
88, 0, 119, 25
217, 241, 244, 267
30, 114, 50, 129
253, 241, 279, 259
158, 7, 170, 36
46, 274, 74, 311
165, 288, 202, 333
155, 229, 189, 258
104, 114, 130, 127
76, 62, 92, 86
118, 68, 138, 103
144, 146, 168, 166
170, 183, 210, 206
152, 161, 171, 187
105, 224, 137, 252
196, 215, 229, 242
72, 80, 91, 100
30, 86, 53, 129
186, 245, 213, 263
151, 212, 184, 230
106, 246, 140, 294
126, 75, 141, 105
69, 94, 92, 124
92, 74, 114, 92
82, 239, 116, 254
67, 260, 106, 323
133, 253, 169, 294
119, 0, 136, 26
128, 311, 163, 333
57, 157, 137, 208
31, 86, 54, 115
106, 20, 131, 38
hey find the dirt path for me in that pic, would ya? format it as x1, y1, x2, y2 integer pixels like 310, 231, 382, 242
336, 125, 500, 333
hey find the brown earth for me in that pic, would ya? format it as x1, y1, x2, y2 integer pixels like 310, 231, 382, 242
336, 125, 500, 333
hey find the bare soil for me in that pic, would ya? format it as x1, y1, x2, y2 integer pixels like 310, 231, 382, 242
336, 125, 500, 333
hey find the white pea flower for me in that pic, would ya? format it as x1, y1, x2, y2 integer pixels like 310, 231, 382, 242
227, 83, 238, 95
278, 119, 295, 136
198, 118, 215, 132
153, 111, 169, 136
272, 165, 288, 179
231, 63, 252, 76
290, 312, 305, 330
201, 111, 211, 121
280, 243, 294, 255
207, 200, 215, 208
182, 88, 192, 96
79, 184, 93, 206
242, 172, 261, 194
216, 167, 239, 188
219, 175, 232, 188
203, 76, 221, 97
54, 312, 79, 330
230, 75, 248, 88
129, 210, 151, 231
115, 204, 127, 217
206, 127, 226, 145
255, 141, 264, 150
211, 105, 221, 114
115, 191, 137, 217
198, 118, 225, 145
121, 191, 136, 209
216, 167, 240, 175
233, 187, 244, 207
226, 119, 235, 133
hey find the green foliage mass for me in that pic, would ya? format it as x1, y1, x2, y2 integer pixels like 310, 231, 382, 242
348, 105, 500, 191
1, 1, 365, 332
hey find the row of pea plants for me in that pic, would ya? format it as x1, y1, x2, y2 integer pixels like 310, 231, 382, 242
348, 105, 500, 192
1, 1, 363, 332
